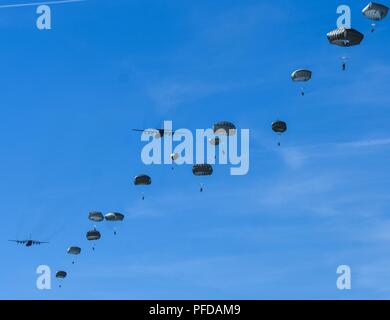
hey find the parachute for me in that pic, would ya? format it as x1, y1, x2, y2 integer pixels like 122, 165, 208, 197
86, 228, 101, 241
105, 212, 125, 235
170, 153, 179, 170
170, 153, 179, 161
327, 28, 364, 71
67, 246, 81, 264
291, 69, 312, 82
213, 122, 235, 157
272, 121, 287, 147
56, 271, 67, 279
134, 175, 152, 200
86, 228, 101, 251
192, 164, 213, 176
105, 212, 125, 222
327, 28, 364, 47
291, 69, 312, 96
56, 271, 67, 288
362, 2, 389, 32
272, 121, 287, 133
213, 121, 236, 136
134, 174, 152, 186
67, 246, 81, 255
88, 211, 104, 223
192, 164, 213, 192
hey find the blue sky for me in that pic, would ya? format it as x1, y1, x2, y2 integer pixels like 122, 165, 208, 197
0, 0, 390, 299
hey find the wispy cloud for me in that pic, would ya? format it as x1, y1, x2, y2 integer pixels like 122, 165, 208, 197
338, 138, 390, 148
195, 3, 288, 43
147, 80, 259, 111
279, 147, 307, 169
75, 254, 293, 293
255, 174, 342, 214
355, 261, 390, 297
267, 136, 390, 169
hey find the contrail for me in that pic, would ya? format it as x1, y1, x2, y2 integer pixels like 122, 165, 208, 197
0, 0, 85, 9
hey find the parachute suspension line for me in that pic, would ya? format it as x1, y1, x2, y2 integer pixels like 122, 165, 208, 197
219, 141, 226, 160
192, 164, 213, 193
340, 56, 348, 72
170, 153, 179, 171
134, 175, 152, 201
92, 225, 97, 250
272, 120, 287, 147
291, 70, 311, 96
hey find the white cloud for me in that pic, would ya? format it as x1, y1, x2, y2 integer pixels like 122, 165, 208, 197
266, 136, 390, 169
147, 81, 248, 110
338, 138, 390, 148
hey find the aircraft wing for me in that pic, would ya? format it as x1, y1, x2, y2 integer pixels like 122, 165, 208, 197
171, 130, 189, 135
132, 129, 189, 135
32, 241, 49, 245
132, 128, 160, 135
8, 240, 25, 244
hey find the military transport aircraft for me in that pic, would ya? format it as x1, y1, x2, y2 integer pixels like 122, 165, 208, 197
9, 239, 49, 247
131, 128, 179, 138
